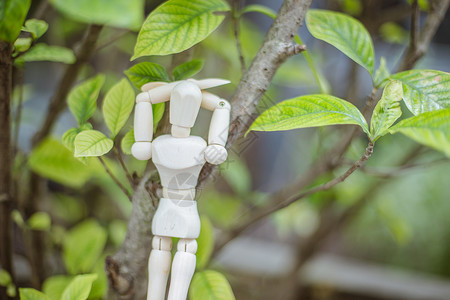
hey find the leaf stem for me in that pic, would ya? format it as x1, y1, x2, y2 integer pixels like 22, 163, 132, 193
113, 144, 135, 188
98, 157, 132, 201
295, 35, 327, 94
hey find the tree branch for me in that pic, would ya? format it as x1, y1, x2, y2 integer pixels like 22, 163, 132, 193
32, 24, 103, 147
98, 157, 132, 201
198, 0, 313, 187
397, 0, 450, 72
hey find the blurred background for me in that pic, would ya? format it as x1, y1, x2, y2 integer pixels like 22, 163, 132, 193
11, 0, 450, 299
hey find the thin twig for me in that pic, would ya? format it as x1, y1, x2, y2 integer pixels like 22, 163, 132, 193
232, 0, 246, 74
12, 67, 24, 154
214, 142, 374, 254
411, 0, 420, 50
98, 157, 132, 201
95, 30, 129, 52
113, 145, 135, 188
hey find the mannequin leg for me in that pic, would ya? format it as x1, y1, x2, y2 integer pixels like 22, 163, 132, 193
167, 239, 197, 300
147, 236, 172, 300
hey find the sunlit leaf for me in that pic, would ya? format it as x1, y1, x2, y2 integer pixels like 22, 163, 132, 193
28, 212, 51, 231
240, 4, 276, 19
389, 108, 450, 157
19, 43, 76, 64
68, 75, 105, 125
28, 138, 92, 188
172, 59, 204, 81
61, 274, 97, 300
43, 275, 73, 300
153, 102, 165, 131
196, 216, 214, 270
120, 129, 134, 155
0, 269, 11, 286
0, 0, 31, 42
62, 123, 93, 152
370, 80, 403, 141
124, 62, 169, 89
248, 94, 369, 135
102, 79, 135, 138
74, 130, 113, 157
49, 0, 144, 30
132, 0, 230, 59
19, 288, 50, 300
306, 9, 374, 74
391, 69, 450, 115
373, 57, 390, 88
189, 270, 235, 300
23, 19, 49, 39
63, 220, 107, 274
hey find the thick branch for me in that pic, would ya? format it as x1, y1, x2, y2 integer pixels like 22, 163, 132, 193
32, 24, 103, 147
397, 0, 450, 71
0, 41, 15, 299
198, 0, 312, 186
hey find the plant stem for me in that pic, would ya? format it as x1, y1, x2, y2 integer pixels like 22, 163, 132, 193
232, 0, 246, 74
113, 145, 134, 188
98, 157, 132, 201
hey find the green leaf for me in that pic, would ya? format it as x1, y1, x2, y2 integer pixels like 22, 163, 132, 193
43, 275, 73, 300
23, 19, 49, 39
240, 4, 276, 19
63, 220, 107, 274
68, 75, 105, 125
49, 0, 144, 30
61, 274, 97, 300
102, 79, 135, 138
7, 283, 16, 297
14, 38, 32, 52
124, 62, 169, 89
62, 123, 93, 152
19, 43, 76, 64
306, 9, 374, 75
28, 138, 92, 188
0, 269, 12, 286
19, 288, 50, 300
120, 129, 135, 155
379, 22, 408, 44
153, 103, 165, 130
11, 210, 25, 228
172, 59, 204, 81
341, 0, 362, 16
248, 94, 369, 135
391, 69, 450, 115
132, 0, 230, 59
108, 220, 127, 246
196, 216, 214, 270
189, 270, 235, 300
74, 130, 113, 157
0, 0, 31, 42
220, 156, 251, 195
373, 57, 390, 88
370, 80, 403, 141
28, 212, 51, 231
389, 108, 450, 157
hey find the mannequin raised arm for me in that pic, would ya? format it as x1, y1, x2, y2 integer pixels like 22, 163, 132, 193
201, 91, 231, 165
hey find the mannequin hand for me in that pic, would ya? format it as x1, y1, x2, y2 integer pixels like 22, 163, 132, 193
204, 145, 227, 165
132, 142, 152, 160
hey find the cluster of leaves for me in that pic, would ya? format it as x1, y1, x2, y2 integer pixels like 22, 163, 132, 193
248, 9, 449, 157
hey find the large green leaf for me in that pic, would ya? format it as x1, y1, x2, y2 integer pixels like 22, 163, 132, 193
370, 80, 403, 141
19, 288, 50, 300
389, 108, 450, 157
68, 75, 105, 125
124, 62, 170, 89
196, 216, 214, 270
102, 79, 135, 138
63, 220, 107, 274
189, 270, 235, 300
61, 274, 97, 300
22, 19, 49, 39
306, 9, 374, 75
0, 0, 31, 42
74, 130, 113, 157
19, 43, 76, 64
248, 94, 369, 135
132, 0, 230, 59
391, 69, 450, 115
28, 138, 92, 188
43, 275, 73, 300
172, 59, 204, 81
49, 0, 144, 30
